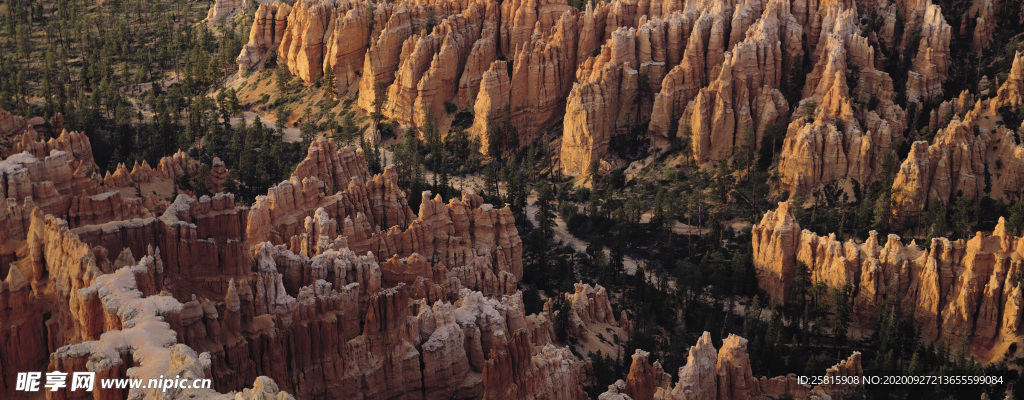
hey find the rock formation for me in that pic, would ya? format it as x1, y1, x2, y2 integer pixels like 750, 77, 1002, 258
0, 122, 619, 398
237, 2, 293, 72
210, 157, 229, 193
503, 7, 582, 143
599, 331, 863, 400
616, 349, 673, 400
753, 202, 1024, 361
0, 107, 27, 141
560, 26, 642, 175
14, 0, 1024, 394
905, 1, 951, 103
777, 3, 906, 194
207, 0, 251, 23
469, 60, 513, 152
648, 6, 725, 146
892, 52, 1024, 219
277, 0, 371, 85
236, 0, 980, 201
355, 3, 419, 111
677, 0, 798, 164
381, 1, 490, 130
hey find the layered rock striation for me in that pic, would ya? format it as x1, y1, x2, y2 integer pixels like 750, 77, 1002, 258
207, 0, 252, 23
561, 26, 643, 174
237, 2, 293, 71
676, 0, 798, 164
905, 1, 951, 103
0, 123, 609, 398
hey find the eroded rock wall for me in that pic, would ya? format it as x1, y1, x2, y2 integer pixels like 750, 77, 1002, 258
777, 3, 906, 194
752, 202, 1024, 360
0, 123, 602, 399
892, 52, 1024, 219
599, 331, 863, 400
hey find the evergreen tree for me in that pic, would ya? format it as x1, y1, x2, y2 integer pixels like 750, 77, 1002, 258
1008, 200, 1024, 235
872, 188, 892, 231
922, 197, 948, 241
275, 61, 291, 93
536, 180, 555, 240
829, 284, 852, 348
193, 164, 211, 196
371, 81, 388, 132
484, 162, 499, 200
792, 261, 811, 328
323, 65, 337, 99
952, 192, 977, 239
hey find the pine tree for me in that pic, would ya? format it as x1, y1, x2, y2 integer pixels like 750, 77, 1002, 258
275, 61, 291, 93
193, 164, 211, 196
1008, 200, 1024, 235
484, 162, 499, 200
792, 262, 810, 328
951, 192, 976, 239
872, 189, 892, 231
829, 284, 852, 348
907, 351, 922, 376
371, 81, 388, 132
923, 197, 948, 242
323, 65, 337, 100
536, 180, 555, 239
225, 88, 240, 115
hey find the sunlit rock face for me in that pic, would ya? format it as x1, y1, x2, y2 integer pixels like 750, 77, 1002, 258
891, 52, 1024, 219
753, 202, 1024, 362
234, 0, 929, 183
598, 331, 863, 400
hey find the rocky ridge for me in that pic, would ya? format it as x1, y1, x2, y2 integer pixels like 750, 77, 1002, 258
777, 2, 906, 193
235, 0, 1013, 201
891, 51, 1024, 220
240, 0, 914, 178
207, 0, 253, 23
0, 115, 605, 399
0, 107, 879, 398
752, 202, 1024, 361
599, 331, 864, 400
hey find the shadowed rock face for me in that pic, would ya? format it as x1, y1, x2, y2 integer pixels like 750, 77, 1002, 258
8, 0, 1019, 396
228, 0, 1024, 211
752, 202, 1024, 362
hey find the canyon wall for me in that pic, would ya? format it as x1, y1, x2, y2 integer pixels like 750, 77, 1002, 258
905, 1, 951, 104
676, 0, 796, 165
207, 0, 252, 23
891, 51, 1024, 220
0, 117, 603, 399
752, 202, 1024, 361
236, 0, 1000, 198
0, 109, 874, 398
